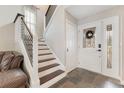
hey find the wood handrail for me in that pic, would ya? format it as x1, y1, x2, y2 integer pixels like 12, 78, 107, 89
45, 5, 51, 16
13, 13, 24, 23
21, 17, 33, 39
14, 13, 33, 39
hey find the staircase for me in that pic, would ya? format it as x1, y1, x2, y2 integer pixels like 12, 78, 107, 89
14, 5, 66, 88
38, 38, 66, 87
37, 5, 66, 87
22, 37, 66, 87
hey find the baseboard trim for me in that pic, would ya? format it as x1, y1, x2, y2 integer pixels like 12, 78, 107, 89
78, 65, 120, 81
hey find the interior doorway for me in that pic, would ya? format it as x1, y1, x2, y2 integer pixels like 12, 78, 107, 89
66, 17, 77, 73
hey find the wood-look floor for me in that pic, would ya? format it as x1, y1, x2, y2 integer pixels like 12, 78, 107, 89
50, 68, 124, 88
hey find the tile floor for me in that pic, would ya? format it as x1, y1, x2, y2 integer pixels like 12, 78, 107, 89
50, 68, 124, 88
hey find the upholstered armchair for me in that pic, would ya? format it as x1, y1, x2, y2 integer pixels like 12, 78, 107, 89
0, 51, 28, 88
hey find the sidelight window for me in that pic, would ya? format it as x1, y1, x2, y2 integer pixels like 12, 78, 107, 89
106, 24, 112, 68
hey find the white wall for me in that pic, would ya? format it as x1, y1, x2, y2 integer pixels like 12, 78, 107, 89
45, 6, 66, 65
0, 23, 15, 51
0, 6, 22, 28
0, 5, 44, 51
0, 5, 22, 51
77, 6, 124, 84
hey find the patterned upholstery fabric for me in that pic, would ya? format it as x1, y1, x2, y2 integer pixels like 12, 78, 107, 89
0, 69, 27, 88
0, 52, 14, 72
0, 51, 28, 88
10, 51, 24, 69
0, 52, 4, 65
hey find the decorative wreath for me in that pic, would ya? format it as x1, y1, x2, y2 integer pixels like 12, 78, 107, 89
86, 30, 94, 39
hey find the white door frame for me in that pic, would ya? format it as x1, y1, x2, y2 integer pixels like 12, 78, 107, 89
102, 16, 120, 80
65, 17, 78, 73
119, 16, 123, 85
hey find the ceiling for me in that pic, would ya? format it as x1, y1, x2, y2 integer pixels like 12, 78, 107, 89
65, 5, 117, 20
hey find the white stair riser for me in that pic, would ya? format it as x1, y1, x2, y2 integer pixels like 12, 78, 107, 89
38, 54, 54, 60
39, 39, 45, 41
38, 66, 60, 78
40, 72, 66, 88
38, 42, 46, 45
38, 50, 51, 54
38, 46, 48, 49
38, 60, 57, 68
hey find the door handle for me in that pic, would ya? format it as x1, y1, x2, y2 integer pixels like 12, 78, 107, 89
67, 48, 69, 52
97, 49, 101, 52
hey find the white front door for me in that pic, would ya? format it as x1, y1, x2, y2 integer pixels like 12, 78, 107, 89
78, 16, 120, 79
66, 18, 77, 73
79, 21, 102, 73
102, 16, 119, 79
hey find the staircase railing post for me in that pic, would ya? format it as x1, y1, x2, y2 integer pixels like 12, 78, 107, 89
32, 32, 40, 87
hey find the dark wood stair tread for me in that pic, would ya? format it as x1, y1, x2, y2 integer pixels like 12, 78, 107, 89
38, 44, 47, 46
38, 63, 59, 72
38, 53, 53, 56
39, 70, 64, 85
38, 40, 45, 42
38, 48, 49, 50
38, 58, 56, 63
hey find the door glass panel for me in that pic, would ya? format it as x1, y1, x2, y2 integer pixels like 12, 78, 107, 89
83, 27, 96, 48
106, 24, 112, 68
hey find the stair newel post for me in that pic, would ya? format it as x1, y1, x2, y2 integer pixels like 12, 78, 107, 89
32, 32, 40, 87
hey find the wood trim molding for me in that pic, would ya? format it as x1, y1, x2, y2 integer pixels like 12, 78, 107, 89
45, 5, 51, 16
13, 13, 33, 39
21, 17, 33, 39
44, 6, 59, 36
13, 13, 24, 23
